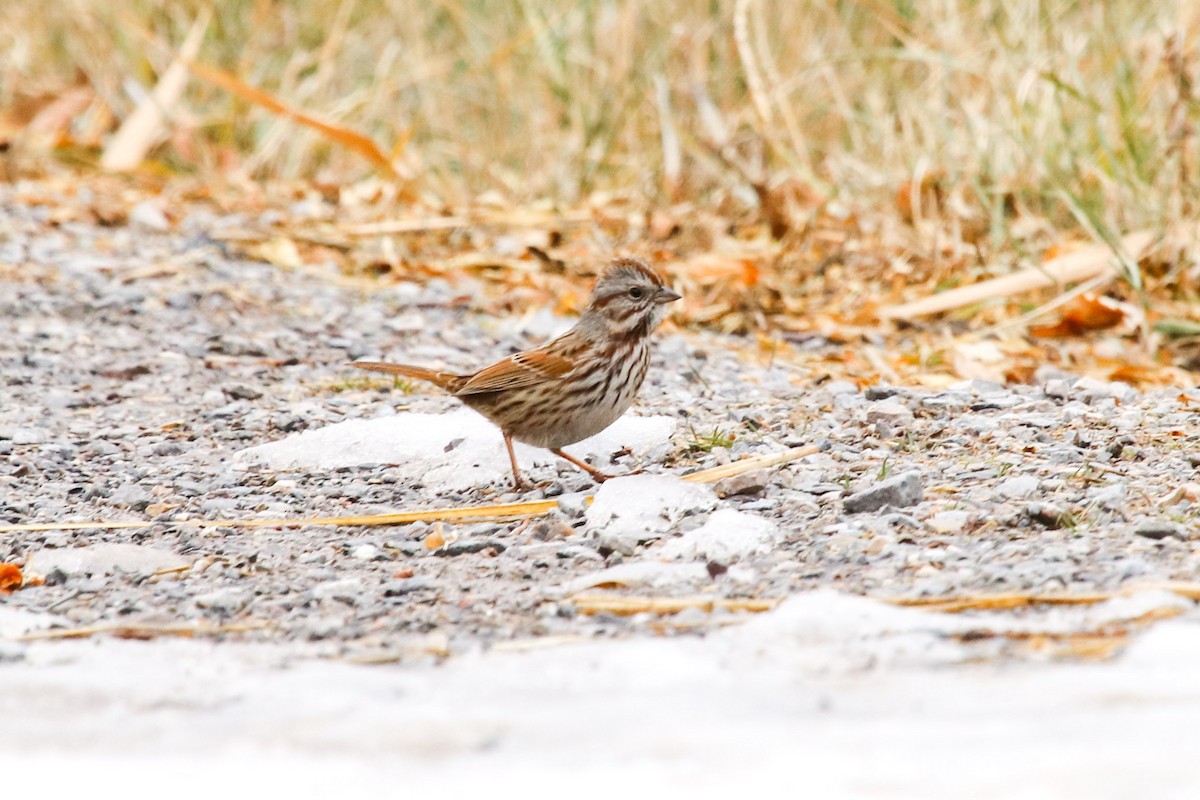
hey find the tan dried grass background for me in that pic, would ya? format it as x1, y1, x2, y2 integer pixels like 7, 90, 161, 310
3, 0, 1198, 232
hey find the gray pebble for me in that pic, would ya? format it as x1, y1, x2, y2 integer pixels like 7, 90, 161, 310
1133, 520, 1185, 541
843, 472, 923, 513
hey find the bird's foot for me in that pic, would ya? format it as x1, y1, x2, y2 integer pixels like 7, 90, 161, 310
550, 448, 614, 484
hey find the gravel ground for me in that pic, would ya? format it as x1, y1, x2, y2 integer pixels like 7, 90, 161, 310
3, 185, 1200, 792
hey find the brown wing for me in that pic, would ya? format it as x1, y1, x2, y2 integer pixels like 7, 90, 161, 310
456, 349, 575, 395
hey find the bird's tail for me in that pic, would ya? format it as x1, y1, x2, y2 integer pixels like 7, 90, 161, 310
348, 361, 467, 392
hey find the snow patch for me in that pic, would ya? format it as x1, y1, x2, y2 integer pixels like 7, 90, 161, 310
659, 508, 780, 563
236, 408, 676, 490
584, 474, 717, 553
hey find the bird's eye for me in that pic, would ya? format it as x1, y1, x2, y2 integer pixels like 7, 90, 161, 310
629, 287, 644, 299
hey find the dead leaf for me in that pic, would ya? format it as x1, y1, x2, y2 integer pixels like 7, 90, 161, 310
1107, 362, 1188, 388
247, 237, 303, 268
1029, 293, 1126, 338
423, 525, 445, 550
951, 340, 1010, 382
25, 86, 95, 149
0, 563, 23, 593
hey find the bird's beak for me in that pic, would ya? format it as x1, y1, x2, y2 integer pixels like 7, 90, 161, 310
655, 287, 682, 304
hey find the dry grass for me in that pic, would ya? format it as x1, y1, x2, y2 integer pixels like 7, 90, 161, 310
3, 1, 1197, 221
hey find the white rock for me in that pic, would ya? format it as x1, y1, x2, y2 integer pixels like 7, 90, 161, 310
129, 201, 170, 232
927, 510, 971, 534
236, 408, 675, 492
194, 588, 251, 613
866, 402, 913, 427
660, 509, 780, 563
1091, 482, 1126, 510
312, 578, 365, 602
584, 474, 717, 552
350, 544, 381, 561
26, 544, 189, 577
9, 426, 49, 444
997, 475, 1040, 499
558, 561, 710, 595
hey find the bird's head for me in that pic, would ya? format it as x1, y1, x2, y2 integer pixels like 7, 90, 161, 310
585, 258, 680, 337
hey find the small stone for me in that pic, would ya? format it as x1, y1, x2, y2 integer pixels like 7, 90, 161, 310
843, 472, 923, 513
108, 483, 153, 511
203, 402, 247, 420
866, 402, 913, 427
42, 568, 68, 587
195, 588, 251, 613
1134, 520, 1185, 541
997, 475, 1040, 499
556, 492, 590, 519
225, 384, 263, 401
823, 380, 859, 396
713, 469, 771, 498
312, 578, 365, 603
8, 427, 49, 445
866, 401, 914, 438
384, 312, 426, 334
41, 532, 70, 548
1091, 483, 1126, 511
84, 439, 121, 457
435, 540, 507, 557
921, 393, 971, 413
1044, 379, 1075, 399
129, 201, 170, 232
928, 510, 970, 534
299, 616, 344, 641
200, 497, 239, 514
1024, 502, 1076, 529
350, 543, 382, 561
384, 577, 434, 597
865, 386, 901, 401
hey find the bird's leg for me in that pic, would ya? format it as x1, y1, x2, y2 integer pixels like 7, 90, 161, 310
504, 433, 530, 490
551, 448, 613, 483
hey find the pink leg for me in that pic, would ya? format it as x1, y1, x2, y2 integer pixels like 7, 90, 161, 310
504, 433, 530, 490
551, 448, 612, 483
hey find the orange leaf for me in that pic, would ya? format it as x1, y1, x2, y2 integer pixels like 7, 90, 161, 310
1028, 319, 1077, 338
1030, 294, 1125, 338
1108, 363, 1174, 387
685, 255, 759, 287
0, 563, 23, 593
1041, 240, 1087, 261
